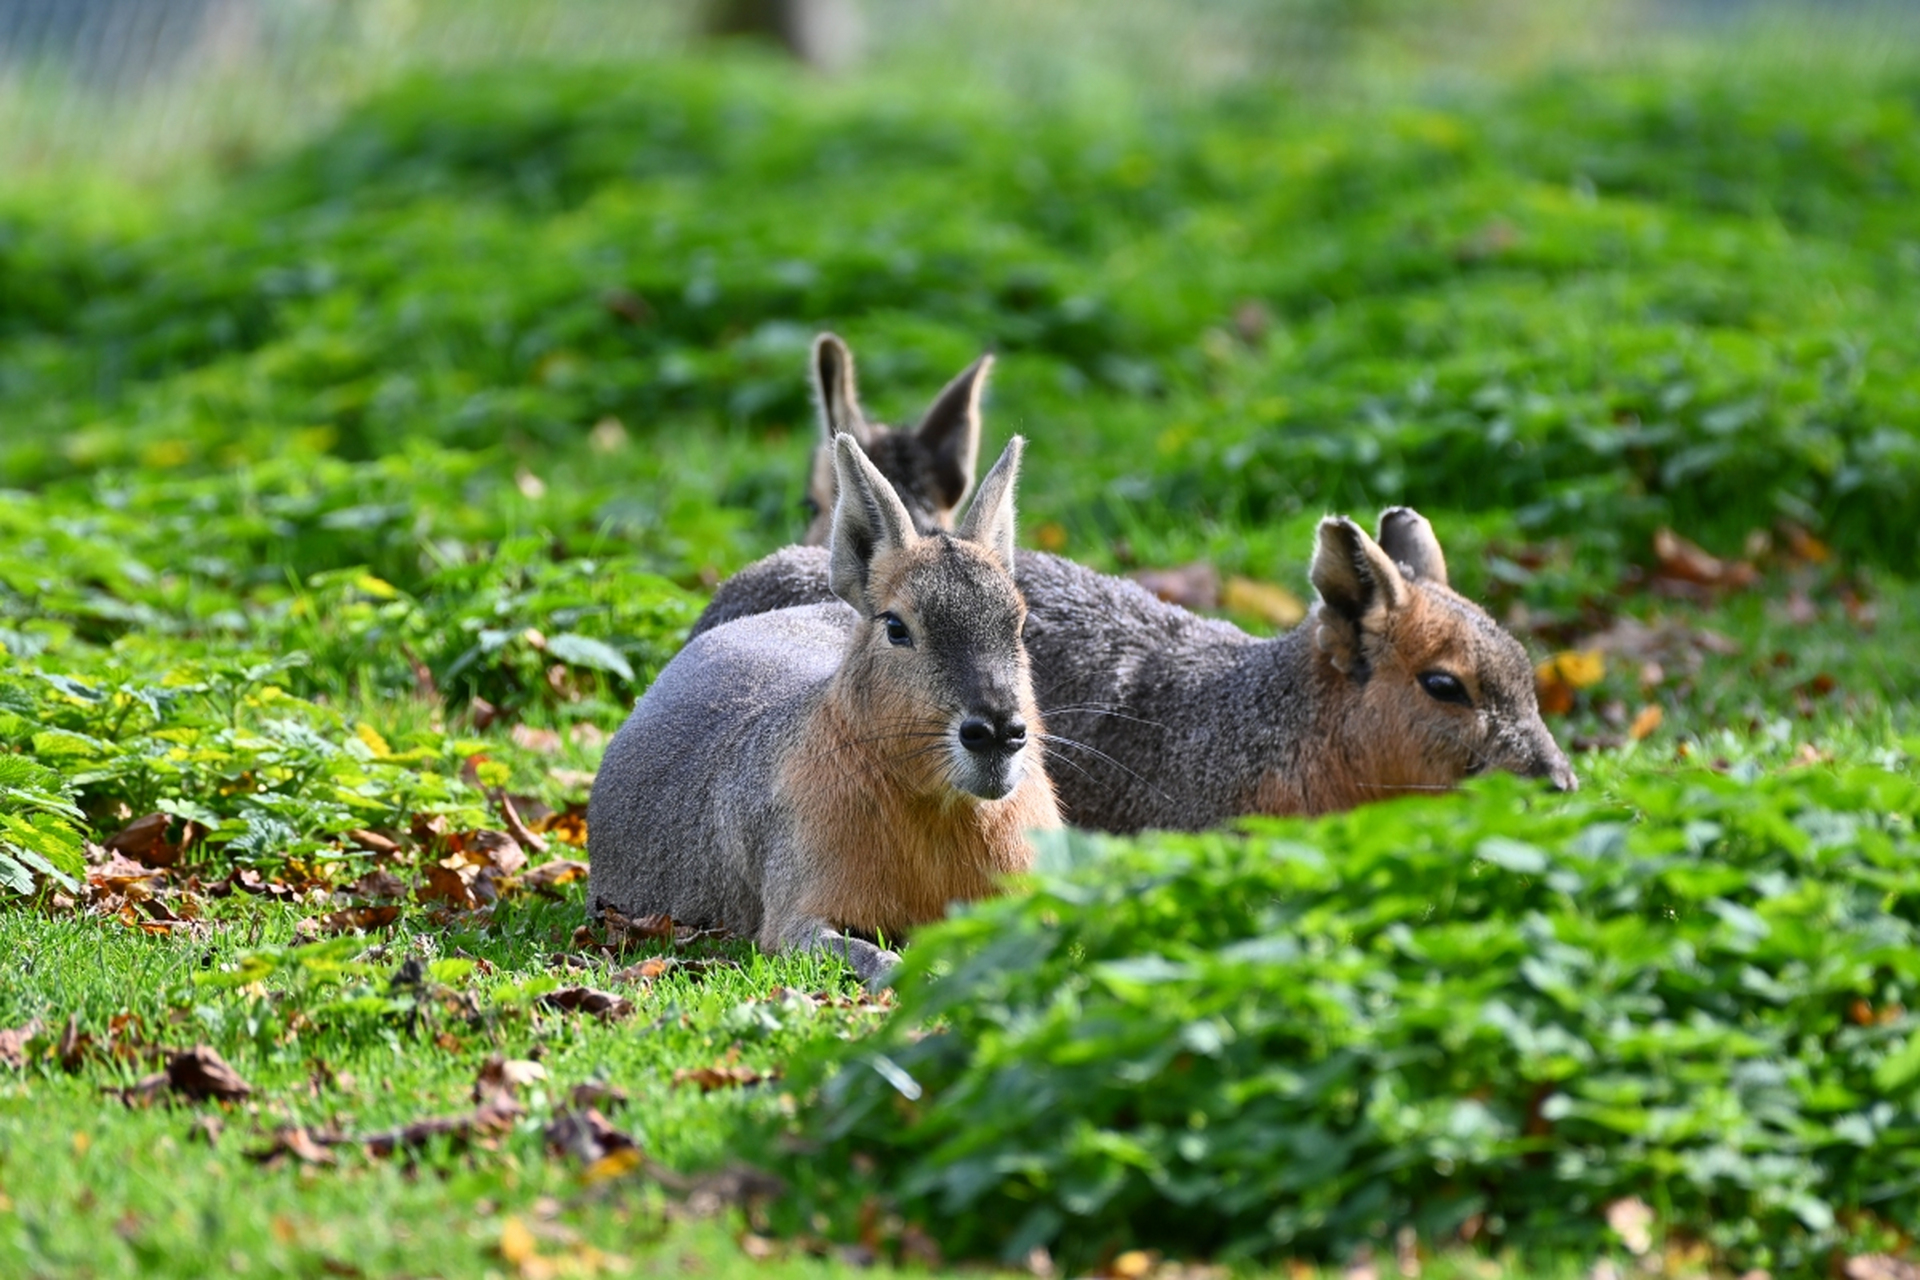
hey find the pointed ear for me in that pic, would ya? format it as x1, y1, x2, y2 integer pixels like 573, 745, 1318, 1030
1310, 516, 1409, 674
956, 435, 1023, 570
1376, 507, 1448, 587
812, 333, 871, 445
828, 433, 916, 611
915, 353, 991, 512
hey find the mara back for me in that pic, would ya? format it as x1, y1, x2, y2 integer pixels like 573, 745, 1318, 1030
587, 433, 1059, 982
690, 510, 1576, 834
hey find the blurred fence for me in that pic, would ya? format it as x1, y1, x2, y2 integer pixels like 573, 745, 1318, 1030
0, 0, 1909, 178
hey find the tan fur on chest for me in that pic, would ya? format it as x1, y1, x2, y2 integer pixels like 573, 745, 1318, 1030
776, 699, 1056, 938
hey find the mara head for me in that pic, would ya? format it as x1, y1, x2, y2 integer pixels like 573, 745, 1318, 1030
825, 432, 1038, 804
802, 332, 990, 546
1308, 507, 1577, 801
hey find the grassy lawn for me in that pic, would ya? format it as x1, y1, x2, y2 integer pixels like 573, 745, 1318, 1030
4, 3, 1920, 1275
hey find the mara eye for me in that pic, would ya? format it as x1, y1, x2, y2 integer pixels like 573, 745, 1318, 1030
881, 613, 913, 648
1418, 671, 1472, 707
800, 495, 821, 517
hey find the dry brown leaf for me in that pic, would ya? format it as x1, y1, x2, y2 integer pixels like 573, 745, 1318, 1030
419, 861, 489, 910
247, 1126, 340, 1166
345, 869, 408, 900
540, 987, 635, 1022
103, 813, 206, 870
305, 905, 403, 937
1652, 527, 1757, 591
458, 829, 528, 876
544, 1106, 639, 1165
672, 1063, 775, 1092
520, 859, 589, 893
1130, 562, 1220, 611
1222, 576, 1307, 628
497, 794, 550, 857
1627, 705, 1663, 741
345, 828, 401, 856
1603, 1196, 1654, 1256
511, 724, 563, 754
0, 1018, 42, 1069
547, 768, 598, 793
167, 1045, 254, 1103
567, 722, 609, 750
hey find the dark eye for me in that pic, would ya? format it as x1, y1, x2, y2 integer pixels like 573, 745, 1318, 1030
801, 495, 821, 518
881, 613, 912, 647
1418, 671, 1472, 707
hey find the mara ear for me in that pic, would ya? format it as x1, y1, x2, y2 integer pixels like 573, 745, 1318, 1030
956, 434, 1024, 570
828, 433, 917, 611
1376, 506, 1449, 587
1310, 516, 1410, 673
915, 353, 992, 511
811, 332, 872, 445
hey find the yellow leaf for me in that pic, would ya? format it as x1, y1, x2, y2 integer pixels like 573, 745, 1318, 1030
1543, 649, 1606, 690
476, 760, 512, 789
498, 1216, 538, 1267
1628, 705, 1663, 741
583, 1146, 643, 1184
1222, 576, 1306, 628
355, 723, 394, 759
1034, 522, 1068, 552
354, 573, 398, 600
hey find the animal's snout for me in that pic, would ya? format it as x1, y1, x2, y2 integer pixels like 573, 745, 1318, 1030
959, 713, 1026, 755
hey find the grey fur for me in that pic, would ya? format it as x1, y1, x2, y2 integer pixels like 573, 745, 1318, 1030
691, 512, 1577, 834
590, 435, 1045, 983
801, 333, 989, 545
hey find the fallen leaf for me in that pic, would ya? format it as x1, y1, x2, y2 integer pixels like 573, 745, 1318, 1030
475, 1055, 548, 1104
166, 1045, 254, 1103
104, 813, 185, 867
1651, 527, 1756, 591
345, 829, 400, 856
672, 1063, 776, 1092
547, 768, 598, 793
1844, 1256, 1920, 1280
188, 1114, 225, 1146
496, 794, 549, 857
305, 905, 403, 936
458, 829, 529, 876
1130, 562, 1220, 611
521, 859, 589, 894
499, 1216, 539, 1268
1604, 1196, 1654, 1256
540, 987, 635, 1022
1222, 575, 1307, 628
1535, 650, 1605, 716
344, 869, 408, 900
544, 1106, 640, 1165
1627, 705, 1663, 741
0, 1018, 43, 1069
567, 723, 609, 750
511, 725, 563, 754
247, 1126, 340, 1166
532, 809, 589, 847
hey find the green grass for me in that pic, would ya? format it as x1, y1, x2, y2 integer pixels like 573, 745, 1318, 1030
4, 4, 1920, 1275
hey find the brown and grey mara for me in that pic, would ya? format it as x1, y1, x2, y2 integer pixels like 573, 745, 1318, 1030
587, 434, 1058, 984
691, 506, 1575, 834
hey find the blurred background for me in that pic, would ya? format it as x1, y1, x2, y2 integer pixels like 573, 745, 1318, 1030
3, 0, 1918, 728
3, 1, 1912, 176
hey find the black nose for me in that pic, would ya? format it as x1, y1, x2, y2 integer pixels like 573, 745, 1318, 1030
959, 715, 1026, 754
